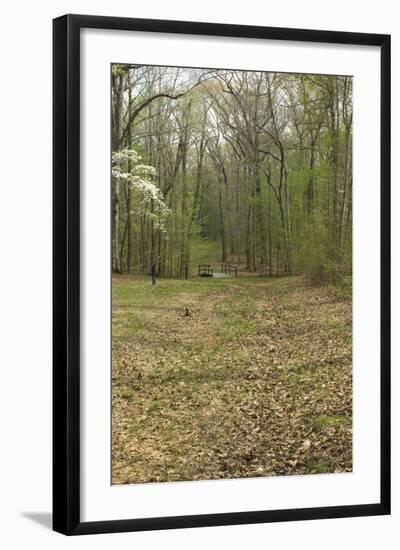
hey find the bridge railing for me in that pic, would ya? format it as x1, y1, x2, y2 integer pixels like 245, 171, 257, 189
221, 263, 238, 277
198, 264, 213, 277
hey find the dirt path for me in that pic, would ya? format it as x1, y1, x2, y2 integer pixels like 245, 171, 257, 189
112, 276, 352, 484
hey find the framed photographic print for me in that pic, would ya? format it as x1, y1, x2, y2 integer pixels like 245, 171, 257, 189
53, 14, 390, 535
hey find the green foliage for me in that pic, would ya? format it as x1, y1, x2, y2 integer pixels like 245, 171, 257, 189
120, 390, 133, 400
307, 461, 331, 474
312, 415, 349, 431
338, 275, 352, 300
293, 216, 351, 286
112, 66, 352, 283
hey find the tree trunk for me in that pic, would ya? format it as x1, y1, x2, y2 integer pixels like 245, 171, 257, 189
218, 179, 227, 262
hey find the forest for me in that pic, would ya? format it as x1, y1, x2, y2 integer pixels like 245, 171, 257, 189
112, 65, 352, 283
111, 65, 353, 484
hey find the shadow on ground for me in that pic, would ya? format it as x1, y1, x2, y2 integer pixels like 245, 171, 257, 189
22, 512, 52, 530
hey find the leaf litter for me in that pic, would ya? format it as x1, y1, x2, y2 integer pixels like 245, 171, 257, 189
112, 276, 352, 484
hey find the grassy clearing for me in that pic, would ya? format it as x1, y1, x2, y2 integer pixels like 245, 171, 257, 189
112, 275, 352, 484
188, 238, 222, 275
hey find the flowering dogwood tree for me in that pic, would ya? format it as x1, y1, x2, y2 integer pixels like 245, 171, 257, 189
112, 148, 170, 233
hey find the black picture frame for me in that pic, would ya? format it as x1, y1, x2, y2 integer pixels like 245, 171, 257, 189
53, 14, 391, 536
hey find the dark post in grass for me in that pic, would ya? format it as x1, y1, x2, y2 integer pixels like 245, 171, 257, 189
151, 264, 156, 286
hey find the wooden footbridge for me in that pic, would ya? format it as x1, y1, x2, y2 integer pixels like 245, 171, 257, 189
198, 263, 238, 279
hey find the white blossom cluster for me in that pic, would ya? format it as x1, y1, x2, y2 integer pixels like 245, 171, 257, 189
112, 148, 170, 232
